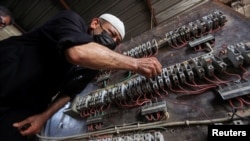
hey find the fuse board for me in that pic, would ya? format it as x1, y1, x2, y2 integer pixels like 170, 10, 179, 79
39, 1, 250, 141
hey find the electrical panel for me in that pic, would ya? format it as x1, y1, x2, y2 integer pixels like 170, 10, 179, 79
40, 2, 250, 141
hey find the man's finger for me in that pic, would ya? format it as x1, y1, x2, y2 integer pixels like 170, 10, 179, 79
19, 123, 31, 131
13, 121, 31, 130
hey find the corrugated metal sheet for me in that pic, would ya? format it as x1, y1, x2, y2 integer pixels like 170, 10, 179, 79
0, 0, 209, 41
152, 0, 208, 25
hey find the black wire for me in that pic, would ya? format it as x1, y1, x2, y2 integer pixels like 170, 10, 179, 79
230, 108, 237, 120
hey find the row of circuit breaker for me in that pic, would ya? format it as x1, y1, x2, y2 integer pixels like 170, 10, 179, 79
89, 131, 164, 141
165, 10, 226, 48
96, 10, 227, 87
122, 9, 227, 58
68, 42, 250, 116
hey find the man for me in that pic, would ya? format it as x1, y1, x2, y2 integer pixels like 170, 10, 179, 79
0, 5, 14, 28
0, 10, 162, 141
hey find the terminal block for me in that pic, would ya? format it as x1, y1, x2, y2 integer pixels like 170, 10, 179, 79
173, 29, 183, 44
172, 64, 186, 84
196, 19, 206, 34
124, 81, 133, 99
191, 58, 205, 79
133, 47, 140, 58
138, 77, 154, 94
133, 132, 164, 141
130, 80, 140, 97
156, 74, 165, 90
123, 39, 158, 58
141, 101, 167, 115
163, 10, 226, 48
149, 39, 158, 56
63, 94, 92, 116
181, 62, 194, 82
117, 84, 128, 100
236, 42, 250, 65
200, 54, 215, 77
168, 31, 178, 46
75, 95, 91, 112
207, 13, 219, 29
135, 77, 143, 94
188, 34, 215, 48
226, 45, 244, 68
134, 134, 144, 141
86, 114, 103, 125
167, 66, 179, 86
177, 26, 188, 41
90, 132, 164, 141
202, 15, 213, 32
123, 136, 133, 141
213, 10, 227, 26
112, 137, 125, 141
182, 25, 191, 40
110, 87, 119, 102
94, 90, 106, 106
88, 92, 98, 107
154, 132, 164, 141
217, 80, 250, 100
211, 55, 227, 73
188, 22, 198, 37
86, 114, 104, 131
149, 77, 160, 93
162, 68, 172, 88
144, 133, 155, 141
165, 32, 172, 47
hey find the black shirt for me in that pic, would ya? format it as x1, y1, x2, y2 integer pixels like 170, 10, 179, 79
0, 10, 97, 113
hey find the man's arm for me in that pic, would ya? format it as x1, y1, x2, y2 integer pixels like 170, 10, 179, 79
41, 94, 71, 122
65, 42, 162, 78
13, 95, 71, 136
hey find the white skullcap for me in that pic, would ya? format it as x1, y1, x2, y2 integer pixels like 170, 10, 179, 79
99, 13, 125, 39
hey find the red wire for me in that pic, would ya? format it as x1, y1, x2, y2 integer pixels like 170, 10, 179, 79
238, 97, 250, 105
240, 65, 249, 79
80, 110, 90, 118
146, 114, 153, 121
213, 74, 230, 84
229, 98, 244, 109
223, 70, 242, 81
171, 41, 187, 49
204, 76, 226, 85
156, 112, 161, 120
185, 81, 216, 88
170, 83, 216, 95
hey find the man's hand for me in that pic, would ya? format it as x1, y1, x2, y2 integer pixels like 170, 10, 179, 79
135, 57, 162, 78
66, 43, 163, 78
13, 114, 46, 136
12, 95, 71, 136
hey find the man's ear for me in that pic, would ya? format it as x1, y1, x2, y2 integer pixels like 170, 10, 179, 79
90, 18, 99, 29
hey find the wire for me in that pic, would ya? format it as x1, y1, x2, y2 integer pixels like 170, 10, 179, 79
37, 109, 250, 140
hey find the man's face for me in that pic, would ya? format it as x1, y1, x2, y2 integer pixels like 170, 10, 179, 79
0, 16, 11, 29
92, 19, 122, 45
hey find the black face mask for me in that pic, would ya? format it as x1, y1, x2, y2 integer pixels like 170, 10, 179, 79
93, 30, 117, 50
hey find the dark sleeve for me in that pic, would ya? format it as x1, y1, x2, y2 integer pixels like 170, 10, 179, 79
40, 10, 93, 50
60, 66, 99, 99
